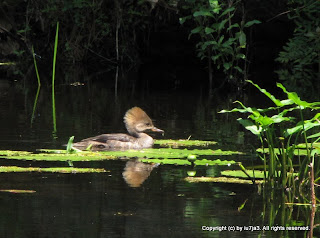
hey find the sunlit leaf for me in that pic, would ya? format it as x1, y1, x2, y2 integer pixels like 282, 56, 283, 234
154, 139, 217, 147
0, 189, 36, 194
0, 166, 106, 173
246, 80, 285, 107
184, 176, 263, 184
237, 118, 262, 135
277, 83, 320, 109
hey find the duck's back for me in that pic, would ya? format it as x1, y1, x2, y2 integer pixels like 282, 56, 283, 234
72, 133, 153, 151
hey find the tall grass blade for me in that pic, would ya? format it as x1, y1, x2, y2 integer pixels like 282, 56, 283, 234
52, 22, 59, 137
31, 86, 40, 125
31, 46, 41, 125
32, 46, 41, 87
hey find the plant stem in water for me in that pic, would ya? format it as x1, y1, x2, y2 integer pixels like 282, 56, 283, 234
52, 22, 59, 136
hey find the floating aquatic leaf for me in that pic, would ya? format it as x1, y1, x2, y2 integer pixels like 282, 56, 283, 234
221, 170, 298, 179
0, 147, 244, 162
221, 170, 265, 179
184, 176, 263, 184
0, 166, 106, 173
154, 139, 217, 147
139, 158, 191, 165
0, 189, 36, 194
0, 145, 244, 164
194, 159, 236, 166
0, 150, 32, 156
0, 150, 116, 161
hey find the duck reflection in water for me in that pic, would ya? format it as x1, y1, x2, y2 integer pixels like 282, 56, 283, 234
72, 107, 164, 151
122, 160, 159, 187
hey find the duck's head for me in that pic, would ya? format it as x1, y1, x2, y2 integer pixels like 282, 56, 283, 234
123, 107, 164, 137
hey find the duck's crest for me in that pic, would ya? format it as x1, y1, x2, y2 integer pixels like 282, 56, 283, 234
124, 107, 152, 134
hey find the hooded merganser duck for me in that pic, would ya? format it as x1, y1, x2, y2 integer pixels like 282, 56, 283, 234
72, 107, 164, 151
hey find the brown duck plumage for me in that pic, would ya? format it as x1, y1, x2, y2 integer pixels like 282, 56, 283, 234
72, 107, 164, 151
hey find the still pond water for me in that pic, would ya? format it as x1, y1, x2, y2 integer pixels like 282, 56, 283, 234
0, 73, 315, 238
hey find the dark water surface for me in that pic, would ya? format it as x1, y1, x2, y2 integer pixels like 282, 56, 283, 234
0, 77, 314, 238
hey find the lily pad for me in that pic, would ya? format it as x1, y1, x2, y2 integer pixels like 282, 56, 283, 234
0, 148, 244, 162
221, 170, 298, 179
139, 158, 191, 165
184, 176, 264, 184
0, 189, 36, 193
154, 139, 217, 147
0, 150, 116, 161
0, 166, 106, 173
99, 148, 243, 158
194, 159, 235, 166
221, 170, 265, 179
138, 158, 236, 166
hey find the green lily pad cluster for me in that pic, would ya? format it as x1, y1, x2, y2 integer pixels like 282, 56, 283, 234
0, 139, 244, 177
184, 176, 264, 184
154, 139, 217, 147
0, 166, 106, 173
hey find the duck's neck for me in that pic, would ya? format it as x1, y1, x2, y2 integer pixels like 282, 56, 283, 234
127, 130, 154, 148
135, 133, 154, 148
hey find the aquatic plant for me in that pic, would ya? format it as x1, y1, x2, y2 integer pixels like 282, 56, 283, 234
184, 176, 264, 185
0, 166, 106, 174
220, 80, 320, 190
0, 146, 242, 162
154, 139, 217, 147
52, 22, 59, 137
31, 46, 41, 125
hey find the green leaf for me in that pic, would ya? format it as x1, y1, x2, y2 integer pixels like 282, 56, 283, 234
201, 40, 218, 50
194, 159, 236, 166
234, 66, 243, 73
190, 26, 203, 35
307, 132, 320, 139
223, 62, 232, 70
218, 19, 229, 30
179, 16, 191, 24
246, 80, 285, 107
236, 53, 246, 59
227, 23, 240, 31
193, 10, 213, 17
154, 139, 217, 147
220, 7, 235, 17
277, 83, 320, 109
244, 20, 261, 28
66, 136, 74, 153
185, 176, 263, 184
0, 166, 106, 173
205, 27, 215, 34
237, 118, 262, 135
218, 35, 225, 44
238, 31, 246, 47
211, 54, 221, 62
285, 122, 320, 137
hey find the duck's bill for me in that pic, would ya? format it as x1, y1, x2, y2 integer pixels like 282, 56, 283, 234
151, 127, 164, 136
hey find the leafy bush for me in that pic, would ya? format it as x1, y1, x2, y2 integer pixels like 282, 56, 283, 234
180, 0, 260, 87
276, 0, 320, 96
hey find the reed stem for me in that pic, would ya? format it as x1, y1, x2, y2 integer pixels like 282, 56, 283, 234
52, 22, 59, 135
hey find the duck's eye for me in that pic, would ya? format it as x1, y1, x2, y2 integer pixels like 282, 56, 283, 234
146, 123, 151, 126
